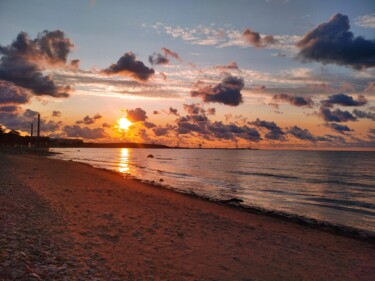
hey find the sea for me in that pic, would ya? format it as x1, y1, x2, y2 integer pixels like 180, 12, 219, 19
49, 148, 375, 235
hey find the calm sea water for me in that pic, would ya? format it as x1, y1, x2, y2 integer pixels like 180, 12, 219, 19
49, 148, 375, 233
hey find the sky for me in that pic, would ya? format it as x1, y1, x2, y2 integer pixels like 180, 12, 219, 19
0, 0, 375, 149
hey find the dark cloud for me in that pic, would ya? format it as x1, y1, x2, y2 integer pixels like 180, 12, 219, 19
0, 30, 73, 97
153, 110, 159, 115
214, 62, 239, 71
368, 128, 375, 140
324, 123, 353, 134
153, 126, 170, 136
102, 123, 111, 128
0, 81, 30, 104
287, 126, 316, 141
352, 109, 375, 121
316, 134, 346, 144
0, 105, 20, 113
102, 52, 155, 82
183, 103, 205, 115
321, 93, 367, 108
52, 110, 61, 117
296, 13, 375, 69
76, 114, 102, 125
24, 109, 39, 119
70, 59, 80, 69
175, 114, 261, 143
319, 108, 357, 122
169, 107, 179, 116
272, 94, 314, 107
63, 125, 106, 139
250, 118, 286, 141
191, 75, 244, 106
207, 122, 261, 142
143, 121, 156, 129
242, 28, 277, 48
148, 53, 169, 65
161, 47, 181, 61
0, 108, 61, 133
126, 108, 148, 122
206, 108, 216, 115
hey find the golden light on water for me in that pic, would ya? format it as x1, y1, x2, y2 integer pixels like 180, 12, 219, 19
118, 148, 130, 173
117, 117, 132, 132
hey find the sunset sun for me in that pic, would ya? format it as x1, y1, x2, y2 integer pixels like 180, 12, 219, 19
117, 117, 132, 131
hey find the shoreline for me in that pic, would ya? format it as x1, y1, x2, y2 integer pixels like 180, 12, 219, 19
1, 151, 375, 280
49, 151, 375, 242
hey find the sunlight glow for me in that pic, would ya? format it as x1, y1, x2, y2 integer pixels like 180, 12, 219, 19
118, 148, 130, 173
117, 117, 132, 132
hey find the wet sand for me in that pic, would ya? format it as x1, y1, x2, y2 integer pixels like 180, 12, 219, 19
1, 152, 374, 280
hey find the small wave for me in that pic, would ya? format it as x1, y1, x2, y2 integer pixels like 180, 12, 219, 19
307, 179, 375, 189
304, 197, 375, 210
304, 202, 375, 217
155, 169, 193, 179
228, 170, 299, 180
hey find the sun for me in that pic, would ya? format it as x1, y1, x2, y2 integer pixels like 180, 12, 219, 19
117, 117, 132, 131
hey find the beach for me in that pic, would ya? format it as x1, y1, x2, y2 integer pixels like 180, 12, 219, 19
1, 152, 374, 280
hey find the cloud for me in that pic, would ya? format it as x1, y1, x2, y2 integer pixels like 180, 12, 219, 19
102, 52, 155, 81
242, 28, 277, 48
250, 118, 286, 141
175, 114, 261, 143
153, 126, 171, 136
352, 109, 375, 121
142, 121, 156, 129
319, 108, 357, 122
356, 14, 375, 28
76, 114, 102, 125
102, 123, 111, 128
148, 53, 170, 65
320, 93, 367, 108
52, 110, 61, 117
287, 126, 316, 141
272, 94, 314, 107
63, 125, 107, 139
191, 75, 244, 106
183, 103, 205, 115
0, 108, 61, 133
161, 47, 182, 61
126, 107, 148, 122
296, 13, 375, 69
206, 108, 216, 115
70, 59, 80, 69
0, 81, 30, 104
365, 82, 375, 92
368, 128, 375, 140
324, 123, 353, 134
214, 62, 239, 71
208, 122, 261, 142
316, 134, 346, 144
168, 107, 179, 116
147, 23, 298, 51
0, 30, 73, 97
0, 105, 20, 113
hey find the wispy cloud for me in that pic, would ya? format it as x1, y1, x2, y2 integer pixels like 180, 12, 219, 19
356, 14, 375, 28
147, 23, 300, 52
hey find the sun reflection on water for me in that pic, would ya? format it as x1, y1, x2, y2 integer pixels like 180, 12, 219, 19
118, 148, 130, 173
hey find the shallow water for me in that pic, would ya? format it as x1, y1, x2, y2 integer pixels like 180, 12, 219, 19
50, 148, 375, 233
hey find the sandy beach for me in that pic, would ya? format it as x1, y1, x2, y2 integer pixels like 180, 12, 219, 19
0, 152, 374, 281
